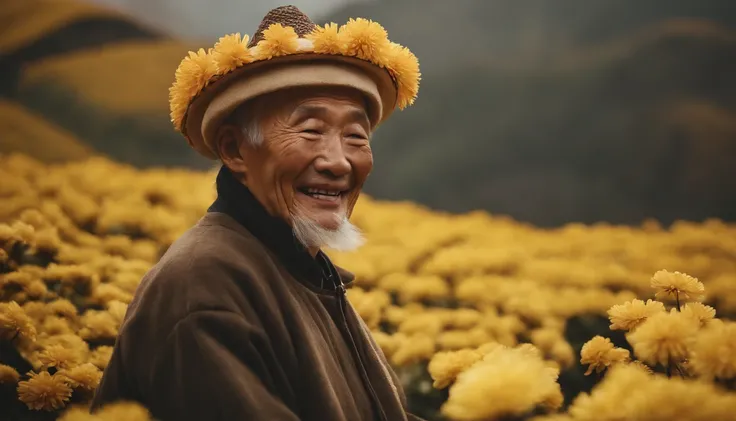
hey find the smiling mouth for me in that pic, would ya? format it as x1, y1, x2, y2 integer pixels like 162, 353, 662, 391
297, 187, 347, 202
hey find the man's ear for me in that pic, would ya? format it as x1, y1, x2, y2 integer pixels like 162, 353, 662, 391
215, 124, 248, 173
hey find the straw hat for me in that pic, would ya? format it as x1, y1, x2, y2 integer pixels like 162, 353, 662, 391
169, 5, 420, 159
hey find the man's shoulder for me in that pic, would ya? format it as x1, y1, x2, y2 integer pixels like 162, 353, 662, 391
129, 212, 273, 321
159, 212, 267, 275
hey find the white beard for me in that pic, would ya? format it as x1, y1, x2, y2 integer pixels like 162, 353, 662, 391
290, 207, 364, 252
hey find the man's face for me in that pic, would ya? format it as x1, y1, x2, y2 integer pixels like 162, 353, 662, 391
222, 86, 374, 233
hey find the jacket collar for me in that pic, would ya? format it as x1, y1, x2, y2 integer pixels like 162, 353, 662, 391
207, 165, 355, 292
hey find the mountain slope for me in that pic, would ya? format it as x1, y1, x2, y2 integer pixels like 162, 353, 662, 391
0, 0, 734, 225
0, 100, 95, 163
324, 0, 736, 226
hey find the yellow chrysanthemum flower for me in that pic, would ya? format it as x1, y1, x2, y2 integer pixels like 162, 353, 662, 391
254, 23, 300, 60
690, 321, 736, 380
59, 401, 153, 421
549, 340, 576, 369
370, 330, 401, 359
530, 328, 562, 353
307, 23, 342, 55
509, 343, 547, 363
397, 311, 444, 336
168, 91, 190, 132
38, 344, 84, 370
339, 18, 391, 64
383, 42, 420, 109
650, 270, 705, 302
3, 271, 35, 289
18, 209, 51, 229
44, 264, 101, 297
0, 301, 37, 342
566, 364, 650, 420
681, 302, 716, 326
476, 341, 505, 356
347, 288, 389, 329
580, 335, 630, 375
106, 300, 129, 325
58, 363, 103, 391
58, 406, 101, 421
627, 310, 699, 367
442, 345, 562, 420
0, 363, 21, 384
88, 346, 114, 370
608, 298, 666, 331
212, 33, 252, 74
0, 220, 34, 246
92, 283, 134, 304
47, 298, 78, 319
397, 275, 450, 303
391, 333, 435, 366
17, 371, 73, 411
30, 228, 62, 254
91, 401, 154, 420
39, 333, 90, 356
539, 387, 565, 412
569, 362, 736, 421
21, 301, 48, 322
169, 48, 218, 130
428, 348, 484, 389
41, 316, 74, 336
445, 308, 483, 330
78, 310, 119, 340
626, 359, 654, 374
437, 328, 492, 351
23, 278, 48, 300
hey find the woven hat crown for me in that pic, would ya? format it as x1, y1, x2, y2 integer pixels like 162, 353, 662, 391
248, 5, 316, 47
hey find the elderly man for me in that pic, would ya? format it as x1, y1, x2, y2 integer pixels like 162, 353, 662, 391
91, 5, 423, 421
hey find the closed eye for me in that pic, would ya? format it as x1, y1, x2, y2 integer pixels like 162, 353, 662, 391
302, 129, 321, 135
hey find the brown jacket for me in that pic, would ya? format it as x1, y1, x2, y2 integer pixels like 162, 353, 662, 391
91, 167, 423, 421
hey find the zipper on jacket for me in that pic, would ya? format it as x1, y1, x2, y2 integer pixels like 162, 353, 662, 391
333, 275, 388, 421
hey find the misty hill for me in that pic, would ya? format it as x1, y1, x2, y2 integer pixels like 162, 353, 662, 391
1, 0, 734, 226
323, 0, 736, 226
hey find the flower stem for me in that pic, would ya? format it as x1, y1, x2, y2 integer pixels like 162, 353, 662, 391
675, 290, 681, 311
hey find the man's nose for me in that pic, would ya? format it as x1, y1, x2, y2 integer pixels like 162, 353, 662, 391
314, 137, 351, 178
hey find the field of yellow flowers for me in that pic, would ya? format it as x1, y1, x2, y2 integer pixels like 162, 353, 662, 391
1, 153, 736, 421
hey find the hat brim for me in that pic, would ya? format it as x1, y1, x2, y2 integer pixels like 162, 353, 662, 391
184, 53, 398, 159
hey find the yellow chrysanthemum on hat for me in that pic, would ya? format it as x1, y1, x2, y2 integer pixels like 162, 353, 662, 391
169, 48, 217, 130
307, 23, 342, 55
254, 23, 300, 60
384, 42, 421, 109
339, 18, 390, 64
212, 33, 252, 74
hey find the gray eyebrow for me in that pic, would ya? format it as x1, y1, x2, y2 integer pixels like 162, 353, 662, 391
290, 104, 370, 129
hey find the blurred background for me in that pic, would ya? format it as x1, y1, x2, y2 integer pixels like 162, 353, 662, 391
2, 0, 735, 227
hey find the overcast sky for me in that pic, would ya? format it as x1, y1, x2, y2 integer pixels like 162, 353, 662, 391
90, 0, 373, 42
